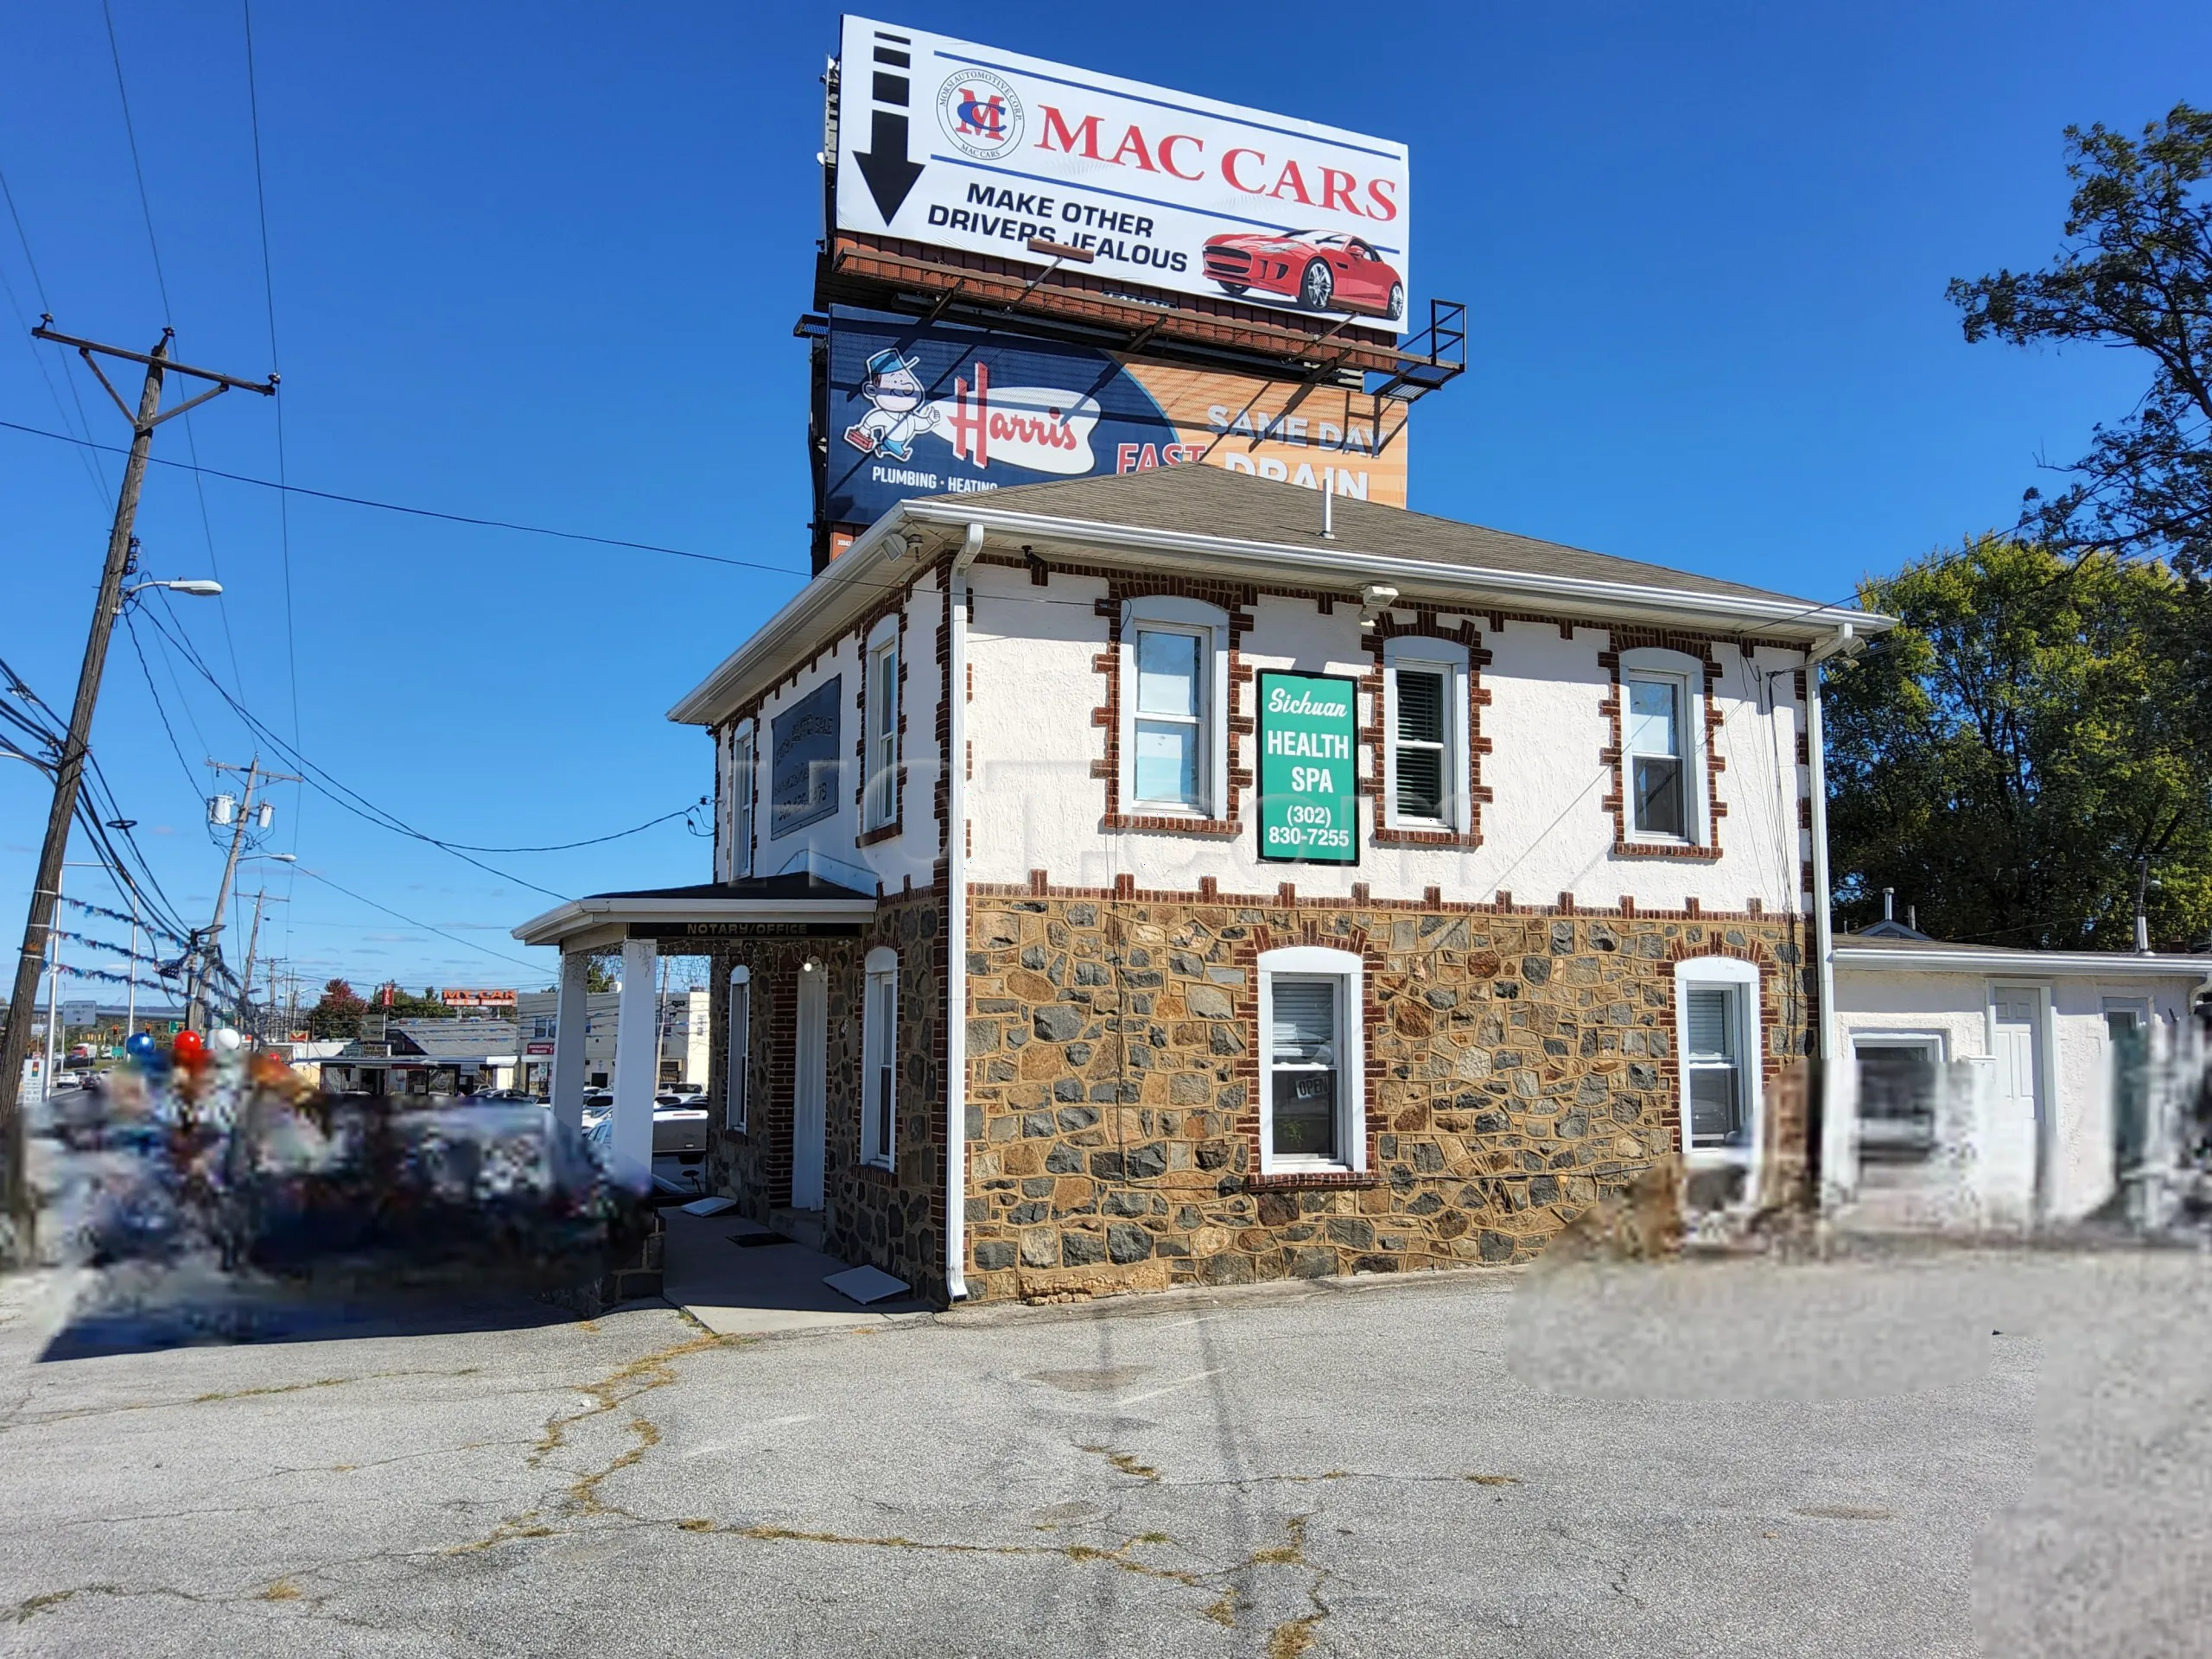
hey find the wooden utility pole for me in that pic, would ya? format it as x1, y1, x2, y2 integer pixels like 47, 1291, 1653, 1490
0, 324, 274, 1256
237, 886, 287, 1037
187, 757, 299, 1033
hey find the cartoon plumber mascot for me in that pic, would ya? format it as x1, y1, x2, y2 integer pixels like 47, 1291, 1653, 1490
842, 347, 942, 462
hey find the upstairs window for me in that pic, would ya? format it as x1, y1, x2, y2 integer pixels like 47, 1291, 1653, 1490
729, 724, 754, 877
1382, 639, 1470, 832
861, 947, 898, 1167
1625, 671, 1688, 840
866, 632, 899, 830
1134, 627, 1205, 810
1117, 596, 1228, 821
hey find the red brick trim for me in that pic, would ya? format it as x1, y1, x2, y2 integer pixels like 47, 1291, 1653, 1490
851, 594, 911, 845
968, 877, 1796, 924
1598, 632, 1728, 861
1217, 918, 1390, 1185
1089, 579, 1257, 837
1360, 610, 1491, 849
1244, 1171, 1382, 1191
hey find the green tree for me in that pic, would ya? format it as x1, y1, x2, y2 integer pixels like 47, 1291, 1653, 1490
1948, 103, 2212, 573
306, 978, 367, 1039
1825, 537, 2212, 950
585, 958, 615, 995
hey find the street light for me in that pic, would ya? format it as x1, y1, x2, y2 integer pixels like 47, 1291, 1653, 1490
121, 578, 223, 601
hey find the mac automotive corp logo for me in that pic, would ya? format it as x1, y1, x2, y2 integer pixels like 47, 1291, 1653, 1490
936, 67, 1024, 161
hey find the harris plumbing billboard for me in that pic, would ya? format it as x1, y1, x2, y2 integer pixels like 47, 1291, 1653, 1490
822, 307, 1407, 527
835, 16, 1414, 333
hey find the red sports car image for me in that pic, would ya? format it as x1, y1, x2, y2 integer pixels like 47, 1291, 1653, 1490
1201, 230, 1406, 319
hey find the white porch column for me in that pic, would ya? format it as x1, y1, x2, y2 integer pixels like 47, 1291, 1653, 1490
550, 950, 589, 1135
608, 937, 658, 1187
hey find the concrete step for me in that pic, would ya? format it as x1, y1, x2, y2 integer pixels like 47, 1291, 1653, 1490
768, 1207, 827, 1253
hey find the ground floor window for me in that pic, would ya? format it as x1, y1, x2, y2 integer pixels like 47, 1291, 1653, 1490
1673, 957, 1762, 1159
1853, 1036, 1941, 1163
862, 947, 898, 1167
726, 965, 750, 1132
1257, 946, 1365, 1173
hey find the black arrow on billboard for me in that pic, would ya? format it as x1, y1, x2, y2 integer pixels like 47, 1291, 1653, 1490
855, 106, 925, 223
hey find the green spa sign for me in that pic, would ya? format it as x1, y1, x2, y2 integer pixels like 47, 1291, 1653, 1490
1257, 671, 1359, 865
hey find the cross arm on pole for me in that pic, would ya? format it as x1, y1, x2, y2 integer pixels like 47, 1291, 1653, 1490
33, 323, 277, 396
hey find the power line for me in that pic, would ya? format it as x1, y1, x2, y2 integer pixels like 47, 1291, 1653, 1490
239, 0, 298, 752
138, 599, 684, 881
120, 608, 205, 802
239, 0, 302, 979
0, 160, 110, 503
99, 0, 250, 702
0, 415, 807, 577
288, 864, 550, 976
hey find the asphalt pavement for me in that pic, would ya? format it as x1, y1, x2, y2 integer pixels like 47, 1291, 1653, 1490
3, 1241, 2209, 1656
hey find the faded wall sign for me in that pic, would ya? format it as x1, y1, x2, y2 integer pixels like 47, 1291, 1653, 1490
771, 677, 842, 837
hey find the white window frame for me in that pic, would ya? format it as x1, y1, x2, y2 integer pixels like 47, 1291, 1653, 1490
1618, 647, 1707, 846
725, 965, 750, 1132
1672, 956, 1762, 1191
728, 720, 755, 879
861, 946, 899, 1168
1256, 945, 1366, 1176
1382, 637, 1471, 832
864, 620, 899, 831
1119, 595, 1230, 819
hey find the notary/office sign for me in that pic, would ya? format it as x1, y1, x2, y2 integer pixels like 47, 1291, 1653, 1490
771, 677, 842, 837
1256, 671, 1358, 865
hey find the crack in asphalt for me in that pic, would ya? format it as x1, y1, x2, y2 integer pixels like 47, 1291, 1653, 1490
3, 1366, 485, 1432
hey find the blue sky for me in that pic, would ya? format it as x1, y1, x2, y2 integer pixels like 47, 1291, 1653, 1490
1, 0, 2202, 1003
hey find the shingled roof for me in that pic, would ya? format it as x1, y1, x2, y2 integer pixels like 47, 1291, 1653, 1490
916, 463, 1809, 608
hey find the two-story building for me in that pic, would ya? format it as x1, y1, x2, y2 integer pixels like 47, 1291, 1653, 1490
515, 466, 1883, 1304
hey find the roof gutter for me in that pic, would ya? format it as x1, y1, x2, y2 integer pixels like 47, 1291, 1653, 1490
512, 894, 877, 950
668, 500, 1892, 732
943, 521, 984, 1304
1833, 946, 2212, 976
901, 500, 1889, 637
666, 510, 918, 727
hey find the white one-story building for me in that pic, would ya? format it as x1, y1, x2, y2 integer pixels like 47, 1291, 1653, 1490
1826, 928, 2211, 1229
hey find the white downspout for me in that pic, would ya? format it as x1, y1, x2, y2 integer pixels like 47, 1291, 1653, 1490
943, 521, 985, 1301
1805, 624, 1857, 1208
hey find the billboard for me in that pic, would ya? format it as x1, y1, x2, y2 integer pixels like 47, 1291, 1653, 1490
835, 16, 1413, 334
823, 307, 1406, 527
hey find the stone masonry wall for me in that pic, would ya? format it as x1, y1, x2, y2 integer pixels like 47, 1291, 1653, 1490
703, 888, 949, 1301
963, 888, 1808, 1303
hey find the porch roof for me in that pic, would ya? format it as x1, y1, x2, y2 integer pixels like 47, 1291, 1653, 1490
511, 873, 877, 951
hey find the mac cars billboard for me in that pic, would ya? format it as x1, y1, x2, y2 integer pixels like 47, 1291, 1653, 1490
834, 16, 1414, 333
823, 307, 1408, 527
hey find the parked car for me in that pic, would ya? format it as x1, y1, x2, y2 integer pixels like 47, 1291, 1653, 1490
1200, 229, 1404, 319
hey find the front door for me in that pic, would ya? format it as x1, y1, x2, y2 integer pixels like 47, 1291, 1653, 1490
791, 961, 827, 1211
1987, 985, 2044, 1221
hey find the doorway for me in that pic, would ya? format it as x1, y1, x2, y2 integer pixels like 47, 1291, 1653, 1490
791, 959, 827, 1211
1990, 983, 2047, 1219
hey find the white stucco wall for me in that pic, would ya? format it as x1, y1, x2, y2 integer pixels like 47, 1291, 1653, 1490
1833, 964, 2201, 1223
961, 563, 1810, 909
715, 570, 944, 896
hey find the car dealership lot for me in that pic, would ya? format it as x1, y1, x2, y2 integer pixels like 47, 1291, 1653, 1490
2, 1244, 2206, 1657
